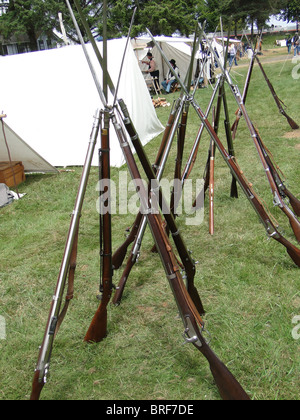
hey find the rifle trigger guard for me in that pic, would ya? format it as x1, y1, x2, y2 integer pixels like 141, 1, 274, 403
182, 316, 203, 348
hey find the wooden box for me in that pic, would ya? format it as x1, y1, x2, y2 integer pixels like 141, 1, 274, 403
0, 161, 25, 188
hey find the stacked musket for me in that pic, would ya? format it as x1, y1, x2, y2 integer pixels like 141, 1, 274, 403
30, 2, 300, 402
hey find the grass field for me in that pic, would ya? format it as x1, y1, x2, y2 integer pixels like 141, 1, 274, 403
0, 52, 299, 400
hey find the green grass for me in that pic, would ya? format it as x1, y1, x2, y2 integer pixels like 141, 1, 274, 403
0, 54, 299, 400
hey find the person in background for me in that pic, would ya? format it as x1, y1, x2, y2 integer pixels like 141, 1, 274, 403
293, 33, 299, 56
229, 43, 238, 66
141, 52, 160, 90
161, 59, 180, 94
286, 36, 292, 54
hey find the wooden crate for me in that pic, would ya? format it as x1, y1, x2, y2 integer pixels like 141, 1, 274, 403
0, 161, 25, 188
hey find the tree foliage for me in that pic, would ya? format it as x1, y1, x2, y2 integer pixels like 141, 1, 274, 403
0, 1, 101, 49
280, 0, 300, 23
0, 0, 295, 52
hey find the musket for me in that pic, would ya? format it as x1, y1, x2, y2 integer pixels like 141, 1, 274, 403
191, 99, 300, 268
111, 108, 250, 400
114, 29, 204, 303
170, 103, 189, 217
204, 31, 300, 243
230, 34, 300, 217
209, 108, 216, 235
112, 98, 181, 269
255, 54, 299, 130
253, 127, 300, 217
220, 80, 238, 198
30, 110, 102, 400
221, 19, 238, 198
169, 24, 202, 219
83, 0, 114, 344
203, 76, 223, 195
242, 30, 299, 131
112, 212, 144, 270
117, 99, 205, 315
148, 27, 300, 268
72, 0, 203, 318
84, 109, 113, 343
231, 30, 262, 139
209, 139, 215, 235
112, 96, 185, 304
181, 76, 221, 188
231, 47, 255, 139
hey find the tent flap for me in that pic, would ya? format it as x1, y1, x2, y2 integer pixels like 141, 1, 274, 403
0, 121, 57, 173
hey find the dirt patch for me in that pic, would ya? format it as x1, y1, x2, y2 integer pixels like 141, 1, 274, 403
283, 130, 300, 140
295, 144, 300, 150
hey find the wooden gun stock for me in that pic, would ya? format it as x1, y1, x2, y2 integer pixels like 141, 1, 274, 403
284, 189, 300, 217
112, 212, 143, 269
203, 344, 250, 400
83, 293, 110, 343
149, 213, 250, 401
284, 113, 300, 130
231, 115, 240, 141
30, 370, 45, 401
255, 56, 299, 130
112, 252, 136, 306
84, 115, 113, 344
277, 235, 300, 268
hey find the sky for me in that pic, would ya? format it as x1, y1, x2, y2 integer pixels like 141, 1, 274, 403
268, 14, 296, 28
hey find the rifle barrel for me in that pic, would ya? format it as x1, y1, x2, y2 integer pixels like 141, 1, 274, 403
30, 111, 101, 399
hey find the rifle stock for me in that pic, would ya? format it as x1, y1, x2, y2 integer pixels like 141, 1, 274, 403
30, 370, 45, 401
284, 189, 300, 217
112, 212, 143, 269
84, 111, 113, 343
112, 252, 136, 306
255, 56, 299, 130
204, 344, 250, 400
83, 293, 109, 343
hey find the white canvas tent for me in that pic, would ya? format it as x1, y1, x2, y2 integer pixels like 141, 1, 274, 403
132, 36, 213, 87
0, 38, 164, 169
0, 119, 57, 173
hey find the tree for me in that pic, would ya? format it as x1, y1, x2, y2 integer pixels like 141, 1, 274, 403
104, 0, 200, 38
0, 1, 101, 51
280, 0, 300, 28
199, 0, 284, 36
